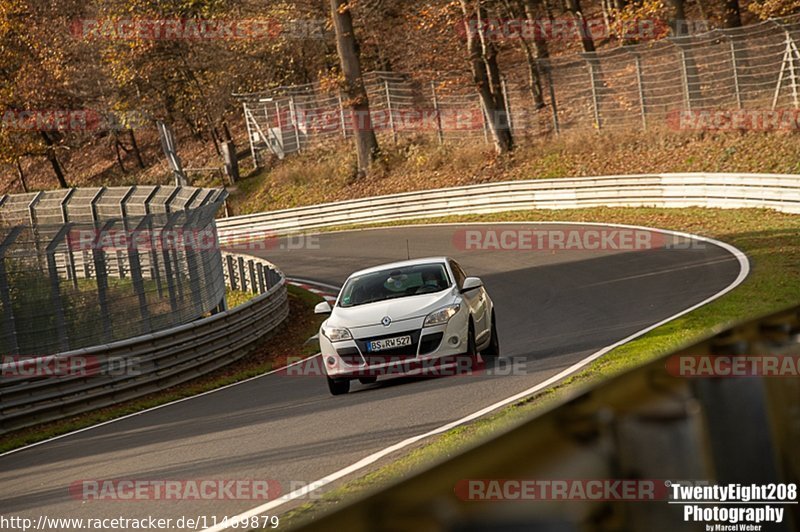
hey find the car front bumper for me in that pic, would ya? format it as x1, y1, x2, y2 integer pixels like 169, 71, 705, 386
321, 311, 471, 379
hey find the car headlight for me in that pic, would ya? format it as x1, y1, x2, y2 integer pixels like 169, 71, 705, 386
423, 304, 461, 327
322, 325, 353, 342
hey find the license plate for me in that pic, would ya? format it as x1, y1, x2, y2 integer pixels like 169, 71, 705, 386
368, 335, 412, 352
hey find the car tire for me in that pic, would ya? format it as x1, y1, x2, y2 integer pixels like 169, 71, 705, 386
466, 321, 477, 357
358, 376, 377, 385
481, 312, 500, 361
327, 376, 350, 395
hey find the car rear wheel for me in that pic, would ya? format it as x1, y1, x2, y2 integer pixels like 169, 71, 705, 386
358, 376, 377, 385
327, 376, 350, 395
481, 312, 500, 361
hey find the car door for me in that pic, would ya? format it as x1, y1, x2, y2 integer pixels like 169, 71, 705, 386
450, 260, 489, 343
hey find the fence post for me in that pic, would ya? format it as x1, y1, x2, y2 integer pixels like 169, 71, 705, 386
585, 56, 601, 129
242, 103, 259, 169
128, 217, 152, 334
634, 55, 647, 131
785, 30, 799, 109
338, 92, 348, 139
501, 78, 514, 135
384, 80, 397, 143
92, 221, 115, 342
480, 100, 489, 144
430, 82, 443, 145
728, 37, 742, 110
274, 101, 284, 151
677, 46, 692, 112
289, 96, 302, 151
47, 251, 69, 352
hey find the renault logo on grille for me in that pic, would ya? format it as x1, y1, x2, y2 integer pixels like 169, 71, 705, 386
381, 316, 392, 327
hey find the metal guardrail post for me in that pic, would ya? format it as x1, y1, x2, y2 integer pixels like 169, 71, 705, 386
257, 263, 265, 294
226, 255, 237, 290
238, 256, 247, 292
248, 259, 257, 295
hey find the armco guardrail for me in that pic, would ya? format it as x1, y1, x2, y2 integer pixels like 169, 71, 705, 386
294, 303, 800, 532
0, 252, 288, 435
216, 173, 800, 241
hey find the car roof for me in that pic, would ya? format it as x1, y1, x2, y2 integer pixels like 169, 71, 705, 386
348, 257, 451, 278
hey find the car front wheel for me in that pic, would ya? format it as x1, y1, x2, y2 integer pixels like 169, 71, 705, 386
327, 376, 351, 395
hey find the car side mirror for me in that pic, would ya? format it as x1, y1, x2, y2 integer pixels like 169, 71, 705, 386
314, 301, 332, 314
461, 277, 483, 292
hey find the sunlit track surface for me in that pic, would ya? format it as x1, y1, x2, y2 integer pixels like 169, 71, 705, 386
0, 223, 744, 530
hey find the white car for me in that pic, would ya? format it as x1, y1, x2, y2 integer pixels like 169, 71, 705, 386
314, 257, 499, 395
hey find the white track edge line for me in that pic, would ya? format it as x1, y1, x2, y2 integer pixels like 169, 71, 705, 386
200, 229, 750, 531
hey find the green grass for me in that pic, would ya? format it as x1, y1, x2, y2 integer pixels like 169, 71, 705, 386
277, 206, 800, 529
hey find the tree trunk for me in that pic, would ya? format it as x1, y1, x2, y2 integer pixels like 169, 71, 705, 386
522, 0, 548, 109
15, 158, 28, 192
460, 0, 513, 153
564, 0, 596, 53
128, 129, 146, 169
330, 0, 379, 177
668, 0, 686, 35
114, 136, 127, 174
723, 0, 742, 28
40, 131, 68, 188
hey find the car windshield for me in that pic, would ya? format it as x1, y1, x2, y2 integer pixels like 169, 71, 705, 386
338, 263, 451, 308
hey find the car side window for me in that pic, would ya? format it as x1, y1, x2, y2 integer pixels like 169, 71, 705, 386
449, 260, 467, 289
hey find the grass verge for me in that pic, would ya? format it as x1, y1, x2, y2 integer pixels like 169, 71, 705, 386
228, 131, 800, 215
0, 285, 325, 455
278, 206, 800, 528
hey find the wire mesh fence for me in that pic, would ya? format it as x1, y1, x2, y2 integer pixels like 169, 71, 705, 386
238, 14, 800, 165
0, 185, 228, 357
